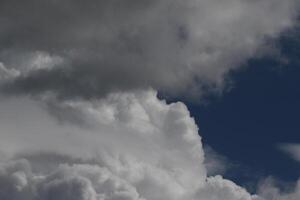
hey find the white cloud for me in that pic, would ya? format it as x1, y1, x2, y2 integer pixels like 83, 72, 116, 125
0, 90, 299, 200
0, 90, 261, 200
0, 158, 259, 200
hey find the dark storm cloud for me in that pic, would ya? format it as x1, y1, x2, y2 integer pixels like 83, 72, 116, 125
0, 0, 298, 100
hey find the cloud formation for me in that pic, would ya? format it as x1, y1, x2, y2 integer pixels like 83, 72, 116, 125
0, 90, 255, 200
0, 91, 299, 200
0, 0, 299, 99
0, 1, 299, 200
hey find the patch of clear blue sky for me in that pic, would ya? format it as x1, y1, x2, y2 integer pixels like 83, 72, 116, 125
162, 28, 300, 190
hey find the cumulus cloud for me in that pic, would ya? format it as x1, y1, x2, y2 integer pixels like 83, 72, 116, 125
0, 1, 299, 200
0, 89, 299, 200
0, 90, 257, 200
0, 91, 205, 182
0, 158, 256, 200
0, 0, 299, 99
0, 90, 297, 200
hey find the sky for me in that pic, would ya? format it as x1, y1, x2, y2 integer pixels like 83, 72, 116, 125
186, 29, 300, 187
0, 1, 300, 200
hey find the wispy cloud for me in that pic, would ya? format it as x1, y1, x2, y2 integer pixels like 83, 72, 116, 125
278, 143, 300, 162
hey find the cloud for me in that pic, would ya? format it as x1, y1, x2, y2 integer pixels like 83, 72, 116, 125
203, 145, 230, 176
0, 89, 261, 200
0, 158, 256, 200
0, 1, 299, 200
255, 145, 300, 200
0, 62, 19, 80
278, 144, 300, 162
0, 89, 299, 200
0, 0, 299, 99
257, 177, 300, 200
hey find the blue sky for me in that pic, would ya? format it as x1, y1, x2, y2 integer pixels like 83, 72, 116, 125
186, 28, 300, 189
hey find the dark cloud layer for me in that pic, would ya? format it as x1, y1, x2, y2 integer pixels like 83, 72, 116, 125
0, 0, 299, 100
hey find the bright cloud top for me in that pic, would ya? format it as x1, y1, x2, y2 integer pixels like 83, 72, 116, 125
0, 91, 254, 200
0, 91, 299, 200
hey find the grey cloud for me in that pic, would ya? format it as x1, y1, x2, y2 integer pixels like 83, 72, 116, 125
0, 160, 33, 200
0, 157, 255, 200
0, 0, 299, 100
37, 176, 97, 200
0, 159, 140, 200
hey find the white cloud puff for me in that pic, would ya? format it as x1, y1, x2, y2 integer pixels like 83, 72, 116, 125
0, 156, 256, 200
0, 90, 299, 200
0, 90, 261, 200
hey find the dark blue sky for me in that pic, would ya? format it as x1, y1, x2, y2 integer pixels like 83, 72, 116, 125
184, 30, 300, 190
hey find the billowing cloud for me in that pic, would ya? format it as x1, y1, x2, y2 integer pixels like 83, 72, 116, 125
0, 90, 256, 200
0, 1, 299, 200
0, 0, 299, 99
0, 89, 300, 200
